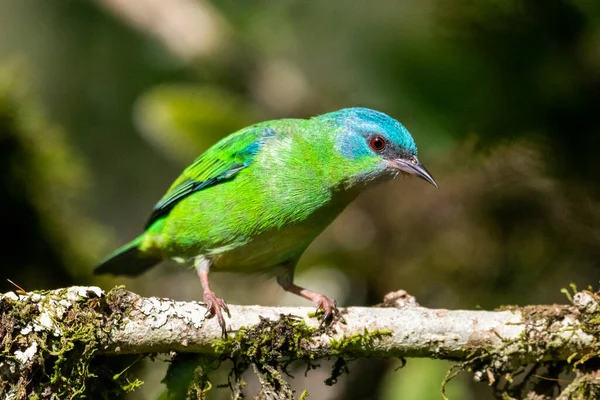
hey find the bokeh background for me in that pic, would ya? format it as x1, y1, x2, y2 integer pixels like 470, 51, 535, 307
1, 0, 599, 398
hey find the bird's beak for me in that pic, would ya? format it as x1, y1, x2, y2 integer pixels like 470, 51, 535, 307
391, 156, 438, 188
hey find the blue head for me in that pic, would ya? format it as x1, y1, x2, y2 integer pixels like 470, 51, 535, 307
319, 107, 437, 188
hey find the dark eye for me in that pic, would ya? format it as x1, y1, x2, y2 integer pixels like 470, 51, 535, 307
369, 136, 386, 151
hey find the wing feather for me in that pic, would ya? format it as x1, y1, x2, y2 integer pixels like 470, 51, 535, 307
145, 126, 276, 228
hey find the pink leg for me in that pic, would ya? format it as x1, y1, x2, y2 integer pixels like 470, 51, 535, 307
196, 258, 230, 337
277, 268, 338, 323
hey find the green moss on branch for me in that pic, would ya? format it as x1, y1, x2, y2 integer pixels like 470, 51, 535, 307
0, 287, 139, 399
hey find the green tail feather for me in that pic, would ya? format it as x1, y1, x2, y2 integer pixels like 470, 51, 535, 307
94, 234, 161, 276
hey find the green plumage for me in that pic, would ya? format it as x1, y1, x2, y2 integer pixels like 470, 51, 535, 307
97, 117, 358, 275
95, 107, 436, 327
97, 234, 160, 276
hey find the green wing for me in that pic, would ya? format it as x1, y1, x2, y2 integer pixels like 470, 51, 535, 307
145, 126, 276, 228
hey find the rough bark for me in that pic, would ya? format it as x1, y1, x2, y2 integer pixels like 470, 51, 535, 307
1, 286, 599, 399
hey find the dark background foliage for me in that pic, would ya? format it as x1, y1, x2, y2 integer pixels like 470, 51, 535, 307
0, 0, 598, 398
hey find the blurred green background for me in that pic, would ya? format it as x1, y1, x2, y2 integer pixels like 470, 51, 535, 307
1, 0, 599, 398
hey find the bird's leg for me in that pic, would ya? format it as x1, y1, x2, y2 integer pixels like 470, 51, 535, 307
276, 265, 338, 324
194, 257, 230, 337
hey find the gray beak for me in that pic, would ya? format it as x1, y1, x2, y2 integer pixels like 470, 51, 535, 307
392, 156, 438, 188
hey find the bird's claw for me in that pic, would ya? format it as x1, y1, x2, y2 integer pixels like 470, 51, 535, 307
314, 295, 339, 326
203, 291, 230, 337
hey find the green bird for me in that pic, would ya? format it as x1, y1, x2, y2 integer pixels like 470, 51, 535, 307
95, 107, 437, 335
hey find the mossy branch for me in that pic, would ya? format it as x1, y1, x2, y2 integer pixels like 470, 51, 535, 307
2, 286, 600, 398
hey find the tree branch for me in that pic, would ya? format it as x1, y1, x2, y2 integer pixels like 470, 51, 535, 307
2, 286, 599, 398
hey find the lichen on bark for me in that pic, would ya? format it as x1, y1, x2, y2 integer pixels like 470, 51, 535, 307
442, 285, 600, 399
0, 286, 139, 399
2, 285, 600, 399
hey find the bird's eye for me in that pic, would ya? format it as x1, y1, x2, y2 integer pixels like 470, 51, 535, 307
369, 136, 386, 152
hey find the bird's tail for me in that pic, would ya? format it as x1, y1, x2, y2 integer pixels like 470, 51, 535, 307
94, 234, 161, 276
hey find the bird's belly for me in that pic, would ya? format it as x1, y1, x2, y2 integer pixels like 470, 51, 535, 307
160, 200, 344, 273
207, 222, 320, 273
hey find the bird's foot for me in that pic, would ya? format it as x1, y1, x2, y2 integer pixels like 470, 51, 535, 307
203, 290, 230, 337
312, 294, 339, 326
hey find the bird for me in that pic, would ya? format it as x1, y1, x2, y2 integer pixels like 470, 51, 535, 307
94, 107, 437, 335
